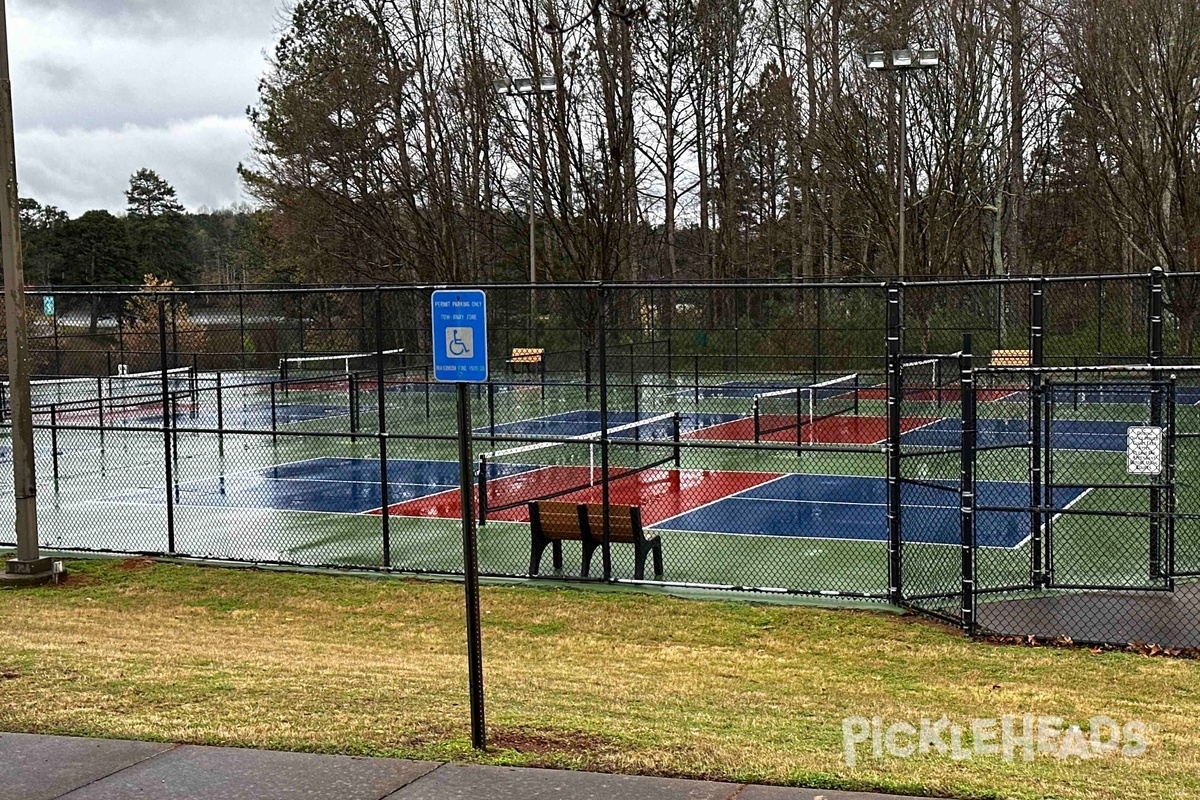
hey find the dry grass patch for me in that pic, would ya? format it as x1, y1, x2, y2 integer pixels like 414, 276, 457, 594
0, 559, 1198, 800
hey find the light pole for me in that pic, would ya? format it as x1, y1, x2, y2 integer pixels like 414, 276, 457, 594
865, 47, 939, 279
494, 75, 557, 338
1, 0, 51, 585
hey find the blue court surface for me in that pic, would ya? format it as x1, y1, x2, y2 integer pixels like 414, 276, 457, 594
478, 409, 741, 439
900, 418, 1134, 452
103, 454, 1086, 549
651, 473, 1087, 548
109, 456, 539, 514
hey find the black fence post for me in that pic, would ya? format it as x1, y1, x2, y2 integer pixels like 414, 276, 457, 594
1149, 266, 1164, 580
376, 288, 391, 569
216, 372, 225, 460
158, 298, 176, 555
693, 353, 700, 406
584, 347, 592, 403
598, 285, 612, 581
1030, 279, 1045, 588
959, 335, 976, 636
1166, 376, 1177, 590
50, 404, 59, 489
886, 281, 903, 605
815, 286, 823, 382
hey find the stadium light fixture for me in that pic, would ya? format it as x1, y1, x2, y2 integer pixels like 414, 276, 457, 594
494, 73, 559, 334
862, 46, 940, 278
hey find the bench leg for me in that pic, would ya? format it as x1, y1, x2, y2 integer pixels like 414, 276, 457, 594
530, 533, 552, 576
652, 541, 663, 577
552, 540, 563, 572
581, 540, 599, 578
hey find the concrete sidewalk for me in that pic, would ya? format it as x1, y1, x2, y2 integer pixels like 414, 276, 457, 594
0, 732, 938, 800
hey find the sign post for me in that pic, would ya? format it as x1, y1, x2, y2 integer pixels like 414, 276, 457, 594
431, 289, 488, 750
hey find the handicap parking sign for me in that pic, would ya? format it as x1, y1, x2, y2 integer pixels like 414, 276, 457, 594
431, 290, 488, 382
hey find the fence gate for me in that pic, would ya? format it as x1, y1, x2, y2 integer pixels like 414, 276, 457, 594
967, 367, 1191, 647
1037, 379, 1174, 591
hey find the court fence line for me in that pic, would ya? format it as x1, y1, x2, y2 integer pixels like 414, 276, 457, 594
4, 270, 1200, 649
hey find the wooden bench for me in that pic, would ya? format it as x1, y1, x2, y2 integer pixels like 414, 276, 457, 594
528, 501, 664, 580
507, 347, 544, 371
990, 349, 1032, 367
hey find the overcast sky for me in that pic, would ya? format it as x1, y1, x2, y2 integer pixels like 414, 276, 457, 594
10, 0, 282, 216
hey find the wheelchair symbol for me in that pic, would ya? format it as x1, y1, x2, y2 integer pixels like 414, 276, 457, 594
445, 327, 473, 358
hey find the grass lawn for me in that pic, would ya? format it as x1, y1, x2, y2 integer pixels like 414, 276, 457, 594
1, 558, 1198, 800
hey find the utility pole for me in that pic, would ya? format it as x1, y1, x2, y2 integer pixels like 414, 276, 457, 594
0, 0, 51, 585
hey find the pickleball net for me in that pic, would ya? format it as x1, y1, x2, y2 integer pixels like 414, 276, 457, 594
752, 373, 860, 444
476, 411, 682, 523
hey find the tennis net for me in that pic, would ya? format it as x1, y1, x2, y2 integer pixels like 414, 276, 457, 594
477, 411, 681, 523
279, 348, 406, 387
752, 373, 860, 444
3, 367, 196, 414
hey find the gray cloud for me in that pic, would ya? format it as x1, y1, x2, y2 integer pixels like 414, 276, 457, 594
16, 0, 283, 40
9, 0, 282, 214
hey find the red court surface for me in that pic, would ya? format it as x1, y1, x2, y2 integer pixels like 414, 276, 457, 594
377, 467, 780, 524
689, 414, 940, 444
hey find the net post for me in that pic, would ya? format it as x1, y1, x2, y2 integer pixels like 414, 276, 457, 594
478, 454, 489, 526
693, 354, 699, 406
959, 334, 976, 636
672, 412, 681, 468
796, 383, 804, 454
216, 372, 225, 460
158, 298, 176, 555
584, 347, 592, 402
633, 384, 641, 451
540, 352, 547, 403
106, 350, 113, 378
280, 352, 289, 406
270, 381, 278, 446
666, 334, 672, 384
349, 373, 358, 443
96, 377, 106, 451
191, 353, 199, 406
487, 381, 496, 440
752, 397, 761, 444
886, 281, 903, 605
1030, 279, 1045, 588
424, 364, 431, 419
375, 289, 391, 569
50, 404, 59, 489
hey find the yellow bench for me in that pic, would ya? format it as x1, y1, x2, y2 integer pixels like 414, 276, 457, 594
507, 347, 544, 365
990, 349, 1031, 367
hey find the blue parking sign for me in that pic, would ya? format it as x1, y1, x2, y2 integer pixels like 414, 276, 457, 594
431, 290, 488, 383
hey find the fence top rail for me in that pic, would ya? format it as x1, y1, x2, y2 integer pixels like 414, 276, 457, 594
978, 363, 1200, 374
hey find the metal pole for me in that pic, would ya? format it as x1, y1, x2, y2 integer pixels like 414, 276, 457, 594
959, 335, 976, 635
598, 286, 612, 580
886, 282, 903, 604
158, 299, 176, 555
1030, 280, 1045, 588
1149, 267, 1164, 580
528, 100, 537, 337
376, 290, 391, 569
897, 76, 907, 279
456, 382, 486, 749
0, 0, 48, 580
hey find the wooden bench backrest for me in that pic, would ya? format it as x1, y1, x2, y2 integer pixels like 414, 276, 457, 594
531, 501, 583, 540
582, 504, 638, 543
509, 347, 545, 363
991, 349, 1031, 367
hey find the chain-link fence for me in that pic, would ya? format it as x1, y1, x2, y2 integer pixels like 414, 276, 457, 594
3, 271, 1199, 648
